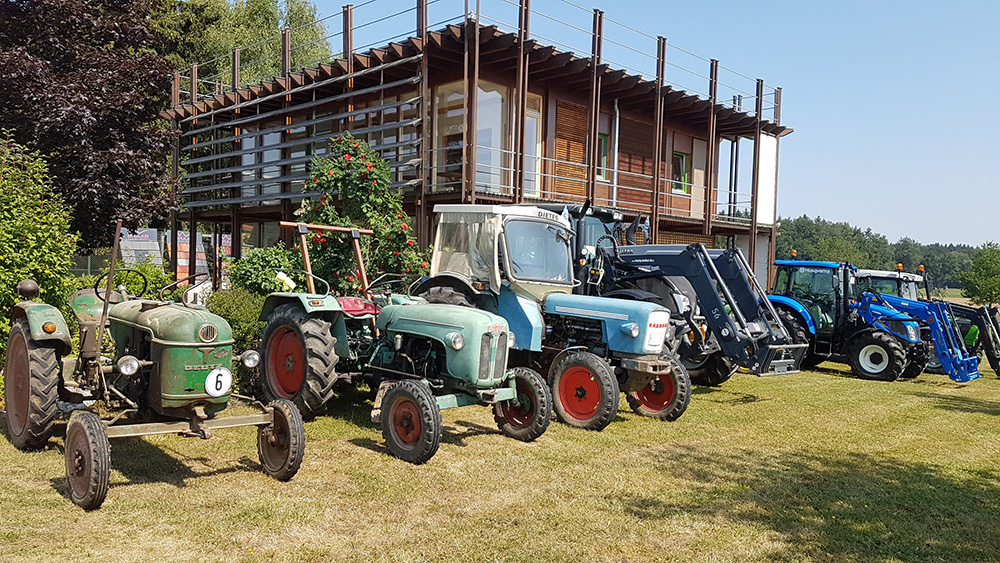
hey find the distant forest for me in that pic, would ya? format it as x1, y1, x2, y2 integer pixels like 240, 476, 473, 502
774, 216, 976, 290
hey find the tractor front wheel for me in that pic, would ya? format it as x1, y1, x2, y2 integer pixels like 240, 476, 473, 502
64, 411, 111, 510
494, 367, 552, 442
380, 380, 442, 464
849, 332, 907, 382
550, 352, 619, 431
4, 318, 60, 450
258, 399, 306, 481
626, 355, 692, 421
259, 304, 339, 420
683, 352, 736, 387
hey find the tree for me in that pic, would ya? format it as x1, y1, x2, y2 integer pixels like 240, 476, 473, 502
960, 242, 1000, 305
776, 215, 892, 269
0, 133, 79, 359
295, 134, 429, 294
0, 0, 177, 250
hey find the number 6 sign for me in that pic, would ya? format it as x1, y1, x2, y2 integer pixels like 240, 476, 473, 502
205, 367, 233, 398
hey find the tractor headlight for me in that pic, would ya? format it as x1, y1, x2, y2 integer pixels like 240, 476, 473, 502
906, 323, 918, 341
621, 322, 641, 338
117, 355, 140, 377
240, 350, 260, 368
508, 332, 515, 348
446, 332, 465, 350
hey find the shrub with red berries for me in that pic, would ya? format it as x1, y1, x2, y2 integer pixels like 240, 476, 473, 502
295, 134, 431, 294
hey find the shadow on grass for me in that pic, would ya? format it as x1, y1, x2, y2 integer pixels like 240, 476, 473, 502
911, 392, 1000, 416
691, 386, 765, 405
321, 385, 378, 429
614, 445, 1000, 561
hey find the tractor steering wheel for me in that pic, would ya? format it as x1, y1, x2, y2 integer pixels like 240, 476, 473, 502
158, 272, 210, 302
94, 269, 148, 303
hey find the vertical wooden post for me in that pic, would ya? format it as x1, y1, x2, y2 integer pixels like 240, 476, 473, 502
650, 36, 666, 241
774, 86, 782, 126
702, 59, 718, 236
463, 0, 481, 204
417, 0, 431, 246
190, 64, 198, 104
748, 78, 764, 270
232, 48, 241, 90
512, 0, 531, 202
344, 5, 354, 130
282, 28, 291, 76
171, 72, 180, 108
585, 9, 604, 203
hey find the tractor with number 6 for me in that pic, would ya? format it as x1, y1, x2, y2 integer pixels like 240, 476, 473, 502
256, 222, 551, 464
2, 222, 305, 510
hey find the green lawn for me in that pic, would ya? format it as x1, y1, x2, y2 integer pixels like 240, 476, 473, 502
3, 363, 1000, 562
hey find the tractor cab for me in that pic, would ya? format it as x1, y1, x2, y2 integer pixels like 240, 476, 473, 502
856, 269, 923, 301
771, 261, 849, 336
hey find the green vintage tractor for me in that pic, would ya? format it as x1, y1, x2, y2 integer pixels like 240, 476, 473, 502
2, 224, 305, 510
256, 222, 551, 464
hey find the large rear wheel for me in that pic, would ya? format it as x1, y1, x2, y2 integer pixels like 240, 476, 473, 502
494, 367, 552, 442
776, 308, 821, 368
380, 380, 442, 464
626, 355, 692, 421
64, 411, 110, 510
550, 352, 619, 431
258, 399, 306, 481
849, 332, 907, 382
4, 318, 59, 450
259, 304, 339, 420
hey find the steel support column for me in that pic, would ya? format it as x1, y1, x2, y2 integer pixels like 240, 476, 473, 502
512, 0, 531, 202
748, 79, 764, 270
650, 36, 666, 242
585, 9, 604, 203
702, 59, 718, 236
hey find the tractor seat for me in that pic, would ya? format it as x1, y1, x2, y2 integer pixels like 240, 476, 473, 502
337, 297, 380, 318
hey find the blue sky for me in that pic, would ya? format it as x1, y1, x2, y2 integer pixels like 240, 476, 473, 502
312, 0, 1000, 245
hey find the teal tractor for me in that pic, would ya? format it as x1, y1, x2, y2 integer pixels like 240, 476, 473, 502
412, 205, 691, 431
257, 222, 551, 464
769, 260, 928, 381
3, 223, 304, 510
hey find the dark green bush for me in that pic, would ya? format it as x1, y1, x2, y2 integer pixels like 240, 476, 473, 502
206, 288, 266, 394
227, 245, 302, 296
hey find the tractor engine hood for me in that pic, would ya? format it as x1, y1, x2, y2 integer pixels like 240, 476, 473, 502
109, 300, 234, 345
543, 293, 671, 355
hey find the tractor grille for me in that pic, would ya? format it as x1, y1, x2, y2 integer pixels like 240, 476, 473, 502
198, 323, 218, 343
493, 333, 508, 382
479, 334, 492, 381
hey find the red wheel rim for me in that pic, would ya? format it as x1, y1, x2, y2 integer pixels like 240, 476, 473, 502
500, 378, 535, 428
390, 398, 422, 445
632, 373, 675, 413
6, 331, 29, 435
266, 326, 305, 398
558, 366, 602, 421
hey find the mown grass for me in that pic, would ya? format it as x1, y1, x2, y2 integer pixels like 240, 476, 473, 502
3, 363, 1000, 562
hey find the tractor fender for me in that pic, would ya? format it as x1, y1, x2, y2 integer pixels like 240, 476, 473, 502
259, 293, 348, 359
11, 301, 72, 355
410, 273, 480, 300
497, 285, 545, 352
767, 296, 816, 335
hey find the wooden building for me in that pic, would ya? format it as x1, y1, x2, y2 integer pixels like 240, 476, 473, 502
161, 0, 790, 282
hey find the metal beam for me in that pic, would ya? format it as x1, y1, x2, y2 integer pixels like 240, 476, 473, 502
585, 9, 604, 202
702, 59, 718, 236
748, 78, 764, 269
513, 0, 530, 202
650, 36, 666, 241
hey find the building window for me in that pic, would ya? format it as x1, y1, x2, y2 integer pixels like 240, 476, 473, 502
475, 80, 509, 192
523, 92, 543, 197
433, 81, 465, 192
672, 151, 690, 193
598, 133, 610, 180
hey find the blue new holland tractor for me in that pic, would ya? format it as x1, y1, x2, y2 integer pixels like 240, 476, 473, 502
769, 260, 928, 381
413, 204, 691, 431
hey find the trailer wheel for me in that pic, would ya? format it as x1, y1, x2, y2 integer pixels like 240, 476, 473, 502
64, 411, 110, 511
626, 355, 692, 421
259, 304, 339, 420
684, 352, 736, 386
776, 309, 821, 368
494, 367, 552, 442
849, 332, 907, 382
258, 399, 306, 481
381, 380, 442, 464
4, 318, 60, 450
550, 352, 619, 431
418, 286, 473, 307
901, 341, 932, 379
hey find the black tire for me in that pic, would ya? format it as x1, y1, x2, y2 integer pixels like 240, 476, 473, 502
849, 332, 907, 382
259, 304, 339, 420
418, 286, 473, 307
683, 352, 735, 386
626, 355, 692, 421
4, 318, 59, 450
926, 342, 945, 374
258, 399, 306, 481
777, 308, 822, 368
494, 367, 552, 442
550, 352, 619, 431
380, 380, 442, 464
901, 341, 932, 379
64, 411, 111, 510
